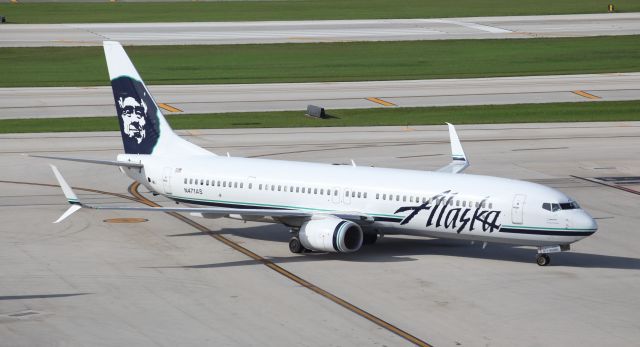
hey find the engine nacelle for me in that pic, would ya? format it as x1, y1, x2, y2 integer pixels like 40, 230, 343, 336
299, 217, 363, 253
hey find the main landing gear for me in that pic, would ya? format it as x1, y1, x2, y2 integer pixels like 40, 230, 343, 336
536, 254, 551, 266
536, 244, 570, 266
289, 236, 305, 254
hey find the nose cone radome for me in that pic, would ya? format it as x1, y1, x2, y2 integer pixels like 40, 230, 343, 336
577, 211, 598, 235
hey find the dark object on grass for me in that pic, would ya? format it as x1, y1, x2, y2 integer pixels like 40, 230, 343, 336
306, 104, 326, 119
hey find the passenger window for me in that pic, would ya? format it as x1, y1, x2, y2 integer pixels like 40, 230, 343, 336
184, 178, 187, 184
189, 178, 193, 184
396, 195, 400, 201
364, 192, 367, 199
314, 188, 317, 194
376, 193, 380, 200
223, 181, 227, 187
278, 185, 281, 191
383, 194, 387, 200
234, 182, 238, 188
249, 183, 252, 189
240, 183, 244, 188
352, 191, 356, 198
259, 184, 262, 190
462, 201, 466, 207
357, 192, 361, 198
489, 203, 493, 209
334, 190, 338, 196
410, 196, 414, 203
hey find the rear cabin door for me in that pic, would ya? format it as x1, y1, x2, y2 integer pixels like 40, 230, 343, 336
511, 194, 526, 224
162, 167, 173, 195
331, 186, 340, 204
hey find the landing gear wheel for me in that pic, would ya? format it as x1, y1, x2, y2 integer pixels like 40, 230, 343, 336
363, 232, 378, 245
289, 237, 304, 254
536, 254, 551, 266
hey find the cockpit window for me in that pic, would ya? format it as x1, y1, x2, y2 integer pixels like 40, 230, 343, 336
542, 201, 579, 212
559, 201, 580, 210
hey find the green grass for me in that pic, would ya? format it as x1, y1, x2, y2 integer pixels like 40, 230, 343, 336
1, 1, 639, 24
2, 101, 638, 134
1, 36, 640, 87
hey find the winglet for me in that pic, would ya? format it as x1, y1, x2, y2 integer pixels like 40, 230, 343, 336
436, 123, 470, 174
50, 165, 82, 223
447, 123, 467, 163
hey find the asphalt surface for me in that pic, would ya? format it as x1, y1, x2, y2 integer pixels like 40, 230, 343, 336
2, 73, 638, 119
1, 122, 639, 346
1, 13, 639, 47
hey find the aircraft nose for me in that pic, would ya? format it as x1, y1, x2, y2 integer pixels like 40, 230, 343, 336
577, 211, 598, 234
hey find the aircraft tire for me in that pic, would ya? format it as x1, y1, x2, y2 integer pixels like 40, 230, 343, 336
363, 232, 378, 245
536, 254, 551, 266
289, 237, 304, 253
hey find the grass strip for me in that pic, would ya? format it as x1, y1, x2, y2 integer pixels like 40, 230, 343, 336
2, 101, 638, 134
1, 36, 640, 87
1, 1, 639, 24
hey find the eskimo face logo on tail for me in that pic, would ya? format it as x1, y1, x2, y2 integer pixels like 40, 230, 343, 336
118, 96, 147, 144
111, 76, 160, 154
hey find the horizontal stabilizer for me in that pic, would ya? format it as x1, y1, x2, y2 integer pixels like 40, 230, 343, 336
33, 155, 143, 168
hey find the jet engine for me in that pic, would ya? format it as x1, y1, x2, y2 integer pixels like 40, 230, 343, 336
299, 217, 363, 253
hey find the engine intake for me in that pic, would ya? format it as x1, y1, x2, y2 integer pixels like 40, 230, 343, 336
299, 217, 363, 253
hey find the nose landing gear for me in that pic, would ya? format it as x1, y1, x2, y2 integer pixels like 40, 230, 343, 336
536, 244, 570, 266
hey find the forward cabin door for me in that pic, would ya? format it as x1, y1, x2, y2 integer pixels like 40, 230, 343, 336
511, 194, 526, 224
162, 167, 173, 195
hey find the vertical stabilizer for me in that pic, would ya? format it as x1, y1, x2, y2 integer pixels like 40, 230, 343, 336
103, 41, 212, 156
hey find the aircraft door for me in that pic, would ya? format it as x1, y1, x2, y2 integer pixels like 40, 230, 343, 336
331, 186, 340, 204
511, 194, 526, 224
162, 167, 173, 195
343, 188, 352, 205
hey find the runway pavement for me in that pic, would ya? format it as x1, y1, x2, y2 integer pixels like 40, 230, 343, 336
1, 13, 639, 47
1, 122, 639, 346
2, 73, 639, 119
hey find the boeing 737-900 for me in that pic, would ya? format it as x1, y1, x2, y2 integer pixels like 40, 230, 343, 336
39, 41, 598, 266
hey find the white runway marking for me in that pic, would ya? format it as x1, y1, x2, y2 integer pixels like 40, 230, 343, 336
435, 19, 512, 33
2, 13, 640, 47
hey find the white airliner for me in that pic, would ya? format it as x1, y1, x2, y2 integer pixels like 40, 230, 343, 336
40, 41, 597, 266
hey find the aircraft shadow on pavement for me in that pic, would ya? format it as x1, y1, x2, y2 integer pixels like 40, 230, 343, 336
164, 224, 640, 270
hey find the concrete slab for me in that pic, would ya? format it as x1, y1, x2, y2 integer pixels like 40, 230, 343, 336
1, 122, 639, 346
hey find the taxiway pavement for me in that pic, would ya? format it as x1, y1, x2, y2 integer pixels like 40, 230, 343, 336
1, 122, 639, 346
2, 73, 639, 119
1, 13, 639, 47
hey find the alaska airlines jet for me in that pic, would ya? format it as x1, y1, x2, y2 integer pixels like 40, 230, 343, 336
39, 41, 598, 266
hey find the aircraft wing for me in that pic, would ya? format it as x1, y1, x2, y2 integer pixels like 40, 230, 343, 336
436, 123, 469, 174
32, 155, 143, 168
49, 165, 372, 224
